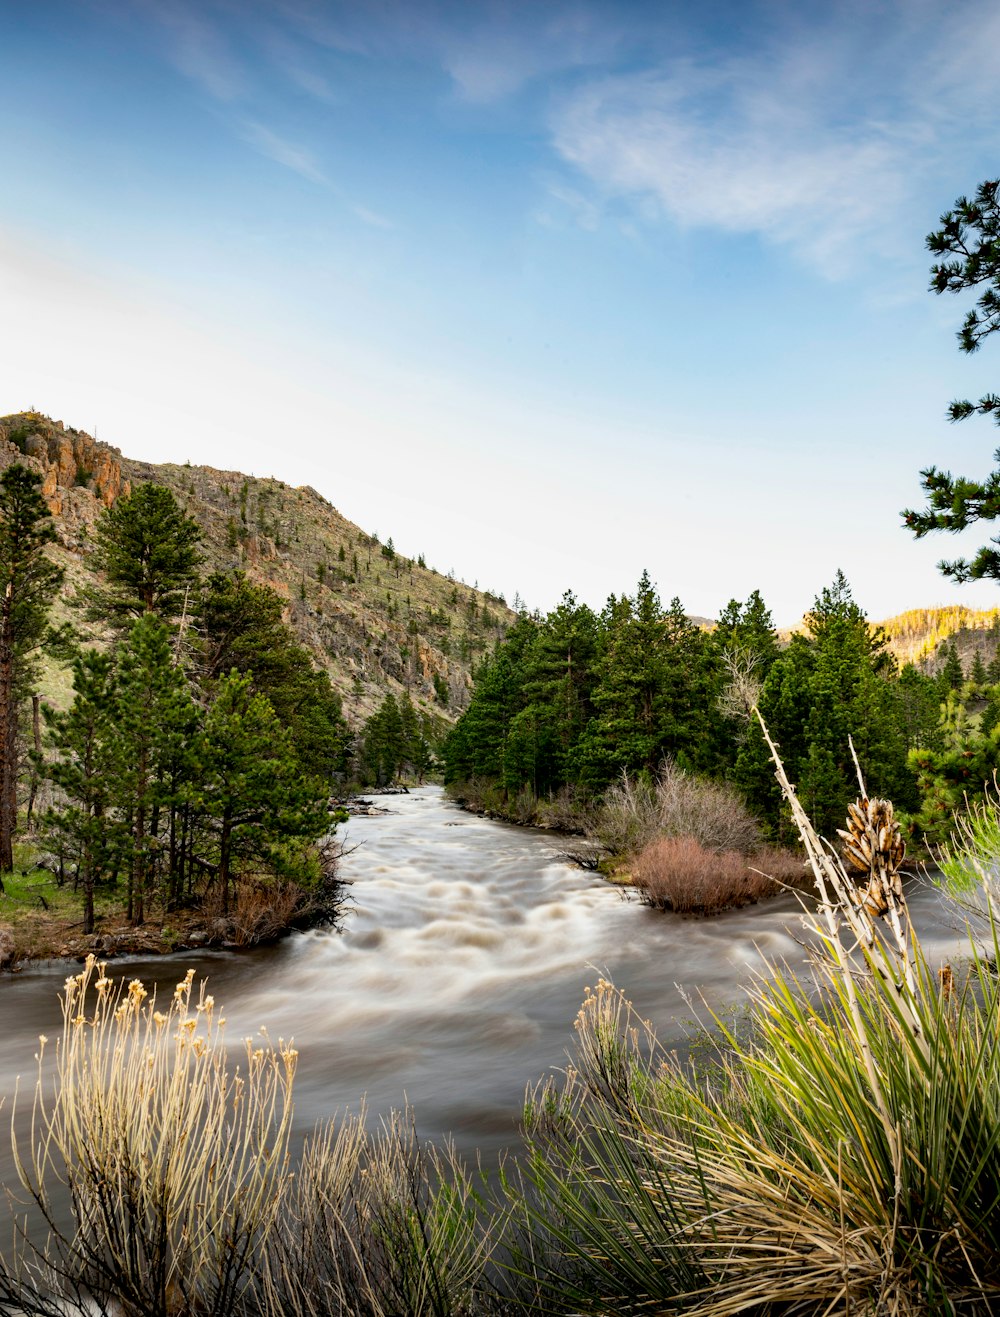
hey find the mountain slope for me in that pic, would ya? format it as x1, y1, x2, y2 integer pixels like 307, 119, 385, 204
873, 605, 1000, 673
0, 412, 515, 725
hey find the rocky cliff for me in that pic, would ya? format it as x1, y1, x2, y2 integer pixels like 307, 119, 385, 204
0, 412, 515, 725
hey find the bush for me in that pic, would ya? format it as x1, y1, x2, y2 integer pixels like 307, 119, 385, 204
630, 835, 803, 913
592, 761, 763, 855
1, 958, 296, 1316
263, 1110, 492, 1317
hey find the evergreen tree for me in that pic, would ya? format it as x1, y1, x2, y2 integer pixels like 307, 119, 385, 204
195, 572, 349, 779
40, 652, 117, 932
508, 592, 599, 796
108, 615, 194, 923
971, 648, 988, 687
575, 575, 717, 786
88, 483, 202, 624
0, 465, 64, 875
737, 572, 912, 839
190, 673, 328, 915
908, 693, 1000, 843
903, 180, 1000, 581
443, 615, 538, 792
939, 641, 965, 691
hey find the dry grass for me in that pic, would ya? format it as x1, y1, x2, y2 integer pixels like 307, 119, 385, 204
630, 835, 805, 914
1, 957, 297, 1317
229, 880, 307, 946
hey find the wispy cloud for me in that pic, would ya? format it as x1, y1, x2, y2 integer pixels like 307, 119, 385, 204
353, 205, 395, 230
138, 0, 247, 101
442, 5, 622, 103
551, 69, 905, 277
240, 121, 328, 185
548, 2, 1000, 277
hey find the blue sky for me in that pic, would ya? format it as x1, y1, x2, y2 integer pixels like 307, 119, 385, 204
3, 0, 1000, 624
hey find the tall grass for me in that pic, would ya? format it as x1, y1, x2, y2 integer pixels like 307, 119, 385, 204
509, 723, 1000, 1314
0, 960, 495, 1317
1, 958, 297, 1317
263, 1109, 495, 1317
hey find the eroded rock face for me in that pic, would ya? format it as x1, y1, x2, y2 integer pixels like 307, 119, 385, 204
0, 414, 130, 534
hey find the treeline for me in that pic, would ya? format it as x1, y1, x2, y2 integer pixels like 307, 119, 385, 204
0, 467, 352, 933
445, 569, 1000, 843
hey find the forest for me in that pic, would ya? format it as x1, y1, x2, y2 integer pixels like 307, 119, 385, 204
442, 567, 1000, 852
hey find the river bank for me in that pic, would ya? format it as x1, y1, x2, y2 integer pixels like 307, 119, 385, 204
0, 844, 348, 969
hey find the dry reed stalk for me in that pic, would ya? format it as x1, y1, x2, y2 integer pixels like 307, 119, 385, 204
7, 956, 297, 1317
752, 710, 906, 1215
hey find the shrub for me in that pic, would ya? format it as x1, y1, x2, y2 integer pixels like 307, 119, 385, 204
592, 761, 763, 856
630, 836, 805, 913
263, 1109, 492, 1317
1, 958, 297, 1317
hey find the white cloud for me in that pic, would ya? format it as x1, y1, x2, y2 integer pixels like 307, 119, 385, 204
240, 121, 328, 184
551, 65, 909, 277
547, 1, 1000, 277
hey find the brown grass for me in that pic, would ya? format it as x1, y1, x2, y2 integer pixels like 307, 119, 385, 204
631, 835, 807, 914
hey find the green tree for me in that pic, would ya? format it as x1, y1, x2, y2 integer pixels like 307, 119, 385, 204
195, 572, 349, 779
903, 180, 1000, 581
908, 693, 1000, 844
88, 483, 202, 624
507, 592, 599, 797
737, 573, 912, 839
109, 615, 194, 924
575, 574, 717, 787
40, 652, 117, 932
0, 465, 64, 874
939, 641, 965, 692
190, 673, 328, 915
971, 649, 988, 687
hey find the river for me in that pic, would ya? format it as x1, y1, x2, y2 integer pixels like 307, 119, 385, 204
0, 785, 973, 1172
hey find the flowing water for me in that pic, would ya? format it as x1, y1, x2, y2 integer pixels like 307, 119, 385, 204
0, 785, 974, 1173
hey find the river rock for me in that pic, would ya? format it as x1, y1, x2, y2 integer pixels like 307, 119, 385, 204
0, 924, 14, 969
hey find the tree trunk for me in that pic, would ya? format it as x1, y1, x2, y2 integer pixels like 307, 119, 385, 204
0, 582, 15, 878
219, 812, 232, 917
25, 692, 41, 828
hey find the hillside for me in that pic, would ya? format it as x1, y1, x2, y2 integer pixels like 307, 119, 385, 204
873, 605, 1000, 674
0, 412, 515, 725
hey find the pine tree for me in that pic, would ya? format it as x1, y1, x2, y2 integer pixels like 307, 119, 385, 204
972, 648, 988, 687
940, 641, 965, 691
737, 573, 911, 839
40, 652, 117, 932
903, 180, 1000, 581
191, 673, 328, 915
0, 465, 64, 875
88, 483, 202, 625
109, 615, 194, 923
195, 571, 349, 778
